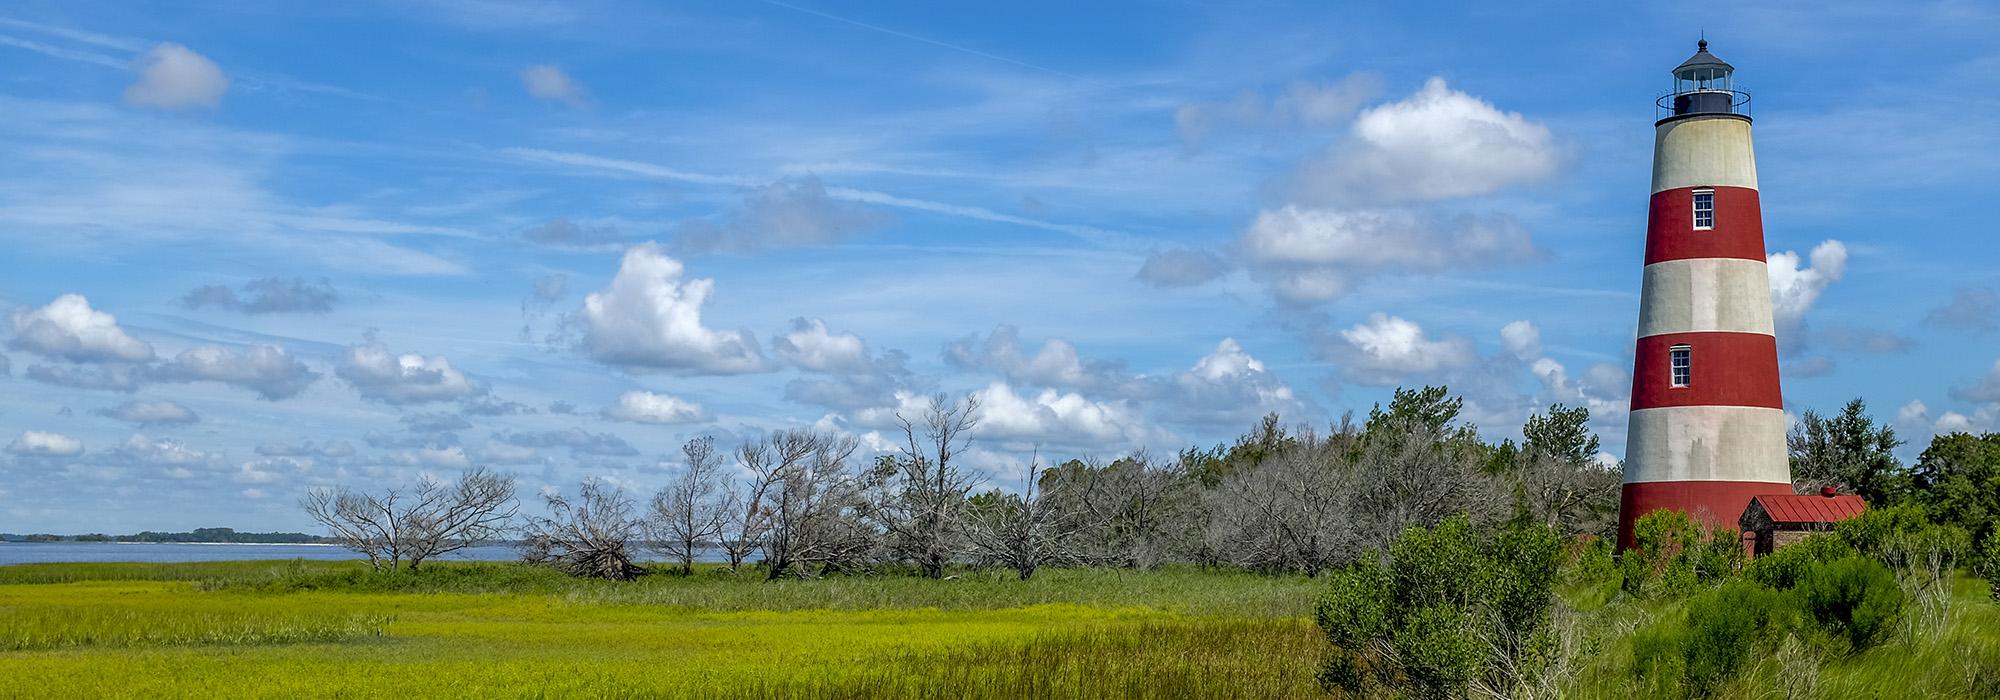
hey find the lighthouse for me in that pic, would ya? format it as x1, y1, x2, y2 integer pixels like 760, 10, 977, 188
1619, 41, 1790, 549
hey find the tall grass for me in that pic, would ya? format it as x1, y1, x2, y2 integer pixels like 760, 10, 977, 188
0, 607, 387, 650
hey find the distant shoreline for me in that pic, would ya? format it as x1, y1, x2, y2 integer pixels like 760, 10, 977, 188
0, 541, 345, 547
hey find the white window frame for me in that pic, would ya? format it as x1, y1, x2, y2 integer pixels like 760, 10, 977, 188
1692, 189, 1716, 231
1670, 345, 1692, 388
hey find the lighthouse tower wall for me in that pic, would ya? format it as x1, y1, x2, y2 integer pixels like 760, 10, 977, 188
1618, 112, 1791, 549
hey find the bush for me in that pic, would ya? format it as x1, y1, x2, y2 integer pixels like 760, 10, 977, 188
1620, 510, 1742, 598
1633, 580, 1790, 697
1793, 556, 1905, 651
1314, 516, 1568, 699
1743, 534, 1854, 590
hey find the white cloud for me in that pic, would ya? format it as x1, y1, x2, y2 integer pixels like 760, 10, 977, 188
971, 381, 1151, 445
1333, 313, 1478, 383
1285, 77, 1560, 205
157, 344, 321, 400
335, 340, 481, 404
772, 318, 871, 373
604, 389, 708, 424
520, 64, 589, 107
179, 277, 337, 314
1768, 240, 1847, 334
7, 430, 84, 457
123, 43, 229, 110
1500, 320, 1541, 361
92, 399, 199, 425
579, 243, 768, 374
8, 294, 154, 363
1174, 73, 1381, 152
391, 445, 473, 469
945, 325, 1126, 391
103, 434, 223, 468
1241, 206, 1539, 303
1169, 338, 1302, 424
474, 442, 542, 465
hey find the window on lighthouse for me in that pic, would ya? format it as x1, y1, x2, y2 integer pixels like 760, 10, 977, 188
1670, 345, 1692, 387
1692, 189, 1715, 230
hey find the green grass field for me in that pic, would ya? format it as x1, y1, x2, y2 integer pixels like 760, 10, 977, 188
0, 561, 1327, 699
3, 559, 1994, 698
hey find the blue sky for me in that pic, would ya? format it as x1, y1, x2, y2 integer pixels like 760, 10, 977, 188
2, 1, 1996, 533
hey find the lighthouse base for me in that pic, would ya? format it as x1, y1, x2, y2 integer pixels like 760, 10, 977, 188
1617, 480, 1792, 551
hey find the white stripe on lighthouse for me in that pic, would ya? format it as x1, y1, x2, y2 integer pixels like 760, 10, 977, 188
1624, 406, 1791, 483
1637, 258, 1776, 337
1651, 117, 1759, 193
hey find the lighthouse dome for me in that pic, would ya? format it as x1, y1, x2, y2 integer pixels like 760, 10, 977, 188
1661, 39, 1749, 122
1673, 39, 1734, 82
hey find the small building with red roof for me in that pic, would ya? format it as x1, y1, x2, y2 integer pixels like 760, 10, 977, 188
1738, 487, 1868, 556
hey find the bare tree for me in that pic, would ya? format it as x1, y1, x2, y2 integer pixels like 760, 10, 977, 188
717, 439, 783, 574
760, 430, 871, 580
1206, 425, 1355, 576
876, 393, 982, 579
963, 456, 1103, 580
301, 467, 517, 572
520, 479, 646, 580
648, 436, 732, 575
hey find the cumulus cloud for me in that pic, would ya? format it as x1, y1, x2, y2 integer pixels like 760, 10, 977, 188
123, 43, 229, 110
1327, 313, 1478, 385
1924, 288, 1997, 333
519, 64, 589, 107
8, 294, 154, 363
945, 325, 1129, 391
101, 434, 224, 469
1135, 248, 1230, 288
7, 430, 84, 457
390, 445, 473, 469
969, 381, 1156, 446
1167, 338, 1303, 425
156, 344, 321, 400
603, 389, 708, 424
1284, 77, 1560, 205
1768, 240, 1847, 336
179, 277, 337, 314
336, 340, 482, 404
1240, 207, 1539, 303
1175, 73, 1382, 152
772, 318, 872, 373
578, 244, 768, 374
497, 428, 638, 457
673, 177, 891, 254
92, 399, 199, 425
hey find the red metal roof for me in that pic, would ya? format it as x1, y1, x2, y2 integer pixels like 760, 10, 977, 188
1750, 493, 1867, 524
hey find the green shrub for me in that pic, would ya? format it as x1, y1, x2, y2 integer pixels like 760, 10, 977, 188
1793, 556, 1905, 651
1633, 580, 1790, 697
1315, 516, 1568, 699
1744, 534, 1855, 590
1620, 510, 1742, 598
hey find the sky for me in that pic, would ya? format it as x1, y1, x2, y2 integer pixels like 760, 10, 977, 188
1, 1, 1997, 533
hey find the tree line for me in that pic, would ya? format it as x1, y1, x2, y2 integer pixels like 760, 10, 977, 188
300, 386, 1628, 581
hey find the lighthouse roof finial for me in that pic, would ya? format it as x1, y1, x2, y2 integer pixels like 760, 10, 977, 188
1674, 36, 1732, 78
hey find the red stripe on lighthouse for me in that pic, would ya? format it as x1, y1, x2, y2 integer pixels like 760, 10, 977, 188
1630, 332, 1782, 410
1644, 186, 1766, 265
1618, 480, 1789, 550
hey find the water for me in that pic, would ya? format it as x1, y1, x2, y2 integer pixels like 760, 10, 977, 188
0, 542, 522, 565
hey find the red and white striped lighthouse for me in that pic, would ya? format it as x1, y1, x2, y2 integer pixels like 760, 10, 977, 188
1618, 41, 1790, 549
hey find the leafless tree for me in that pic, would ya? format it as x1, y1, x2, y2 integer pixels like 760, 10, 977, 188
1205, 426, 1356, 576
875, 393, 982, 579
963, 456, 1104, 580
301, 467, 517, 572
648, 436, 733, 575
717, 439, 784, 574
1346, 422, 1502, 552
520, 478, 646, 580
759, 430, 871, 580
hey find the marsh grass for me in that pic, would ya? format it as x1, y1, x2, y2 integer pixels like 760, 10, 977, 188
0, 607, 387, 650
